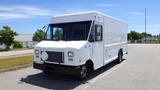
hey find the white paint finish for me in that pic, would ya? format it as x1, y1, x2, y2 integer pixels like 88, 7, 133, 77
36, 41, 87, 49
50, 11, 126, 24
104, 41, 128, 48
102, 15, 128, 66
50, 12, 95, 24
35, 41, 89, 66
34, 11, 128, 70
90, 41, 104, 70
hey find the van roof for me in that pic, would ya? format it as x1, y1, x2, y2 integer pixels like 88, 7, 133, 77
51, 11, 127, 24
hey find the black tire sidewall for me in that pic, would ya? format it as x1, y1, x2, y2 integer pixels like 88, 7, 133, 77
117, 51, 123, 63
77, 65, 88, 79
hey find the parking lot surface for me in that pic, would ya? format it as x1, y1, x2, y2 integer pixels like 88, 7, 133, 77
0, 44, 160, 90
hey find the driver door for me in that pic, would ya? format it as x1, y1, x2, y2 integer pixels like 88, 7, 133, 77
89, 22, 104, 70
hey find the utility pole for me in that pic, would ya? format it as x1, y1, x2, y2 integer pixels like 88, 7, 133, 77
145, 8, 147, 43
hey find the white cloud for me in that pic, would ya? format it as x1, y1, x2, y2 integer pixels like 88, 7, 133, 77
0, 5, 53, 20
96, 3, 118, 7
0, 13, 31, 19
13, 6, 52, 16
0, 5, 94, 20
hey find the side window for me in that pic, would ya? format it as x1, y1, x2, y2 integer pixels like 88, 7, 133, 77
95, 25, 103, 41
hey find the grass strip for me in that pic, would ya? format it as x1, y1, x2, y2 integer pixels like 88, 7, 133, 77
0, 55, 33, 72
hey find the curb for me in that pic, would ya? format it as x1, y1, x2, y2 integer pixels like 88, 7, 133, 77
0, 53, 33, 59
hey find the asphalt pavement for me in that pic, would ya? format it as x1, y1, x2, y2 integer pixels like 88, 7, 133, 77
0, 44, 160, 90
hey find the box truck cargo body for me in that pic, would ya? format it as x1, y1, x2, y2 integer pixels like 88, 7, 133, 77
33, 11, 128, 79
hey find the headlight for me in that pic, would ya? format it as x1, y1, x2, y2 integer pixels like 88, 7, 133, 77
35, 49, 39, 57
35, 50, 39, 54
68, 51, 74, 57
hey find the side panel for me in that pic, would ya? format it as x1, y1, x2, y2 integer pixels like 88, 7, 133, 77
90, 41, 104, 70
103, 16, 128, 65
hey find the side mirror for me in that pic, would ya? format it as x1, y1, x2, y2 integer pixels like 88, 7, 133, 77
42, 25, 48, 40
42, 26, 46, 31
42, 24, 48, 32
42, 26, 46, 29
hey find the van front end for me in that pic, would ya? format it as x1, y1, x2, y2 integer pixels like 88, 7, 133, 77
33, 41, 90, 78
33, 19, 96, 79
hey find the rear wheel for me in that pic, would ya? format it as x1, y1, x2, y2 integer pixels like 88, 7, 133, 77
117, 51, 123, 63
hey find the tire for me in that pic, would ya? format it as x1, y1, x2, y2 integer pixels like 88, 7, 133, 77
117, 51, 123, 63
77, 65, 88, 80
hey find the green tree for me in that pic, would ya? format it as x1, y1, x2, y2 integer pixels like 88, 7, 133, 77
13, 41, 23, 48
158, 34, 160, 43
128, 31, 143, 42
127, 33, 132, 41
0, 26, 18, 50
32, 29, 45, 42
141, 32, 152, 38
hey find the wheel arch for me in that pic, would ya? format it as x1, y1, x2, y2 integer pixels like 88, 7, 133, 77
85, 59, 94, 72
119, 48, 123, 55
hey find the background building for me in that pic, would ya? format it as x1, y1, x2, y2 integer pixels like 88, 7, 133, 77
15, 33, 37, 48
0, 33, 37, 49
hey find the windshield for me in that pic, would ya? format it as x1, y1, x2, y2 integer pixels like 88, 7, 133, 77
44, 21, 92, 41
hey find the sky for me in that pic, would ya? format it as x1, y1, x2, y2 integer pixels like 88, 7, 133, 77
0, 0, 160, 35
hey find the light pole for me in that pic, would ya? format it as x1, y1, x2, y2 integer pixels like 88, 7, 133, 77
145, 8, 147, 43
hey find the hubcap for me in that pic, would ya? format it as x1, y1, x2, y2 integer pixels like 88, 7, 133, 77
80, 65, 87, 78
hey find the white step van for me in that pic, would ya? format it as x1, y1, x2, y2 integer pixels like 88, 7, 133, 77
33, 11, 128, 79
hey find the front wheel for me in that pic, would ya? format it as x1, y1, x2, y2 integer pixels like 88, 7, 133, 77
77, 65, 88, 80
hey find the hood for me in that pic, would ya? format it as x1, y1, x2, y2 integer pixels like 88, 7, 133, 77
36, 41, 88, 49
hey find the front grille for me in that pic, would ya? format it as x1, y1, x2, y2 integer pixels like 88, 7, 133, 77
46, 51, 64, 63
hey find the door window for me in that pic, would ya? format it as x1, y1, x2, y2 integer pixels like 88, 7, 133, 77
95, 25, 103, 41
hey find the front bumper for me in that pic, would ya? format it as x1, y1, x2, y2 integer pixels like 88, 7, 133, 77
33, 62, 81, 75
